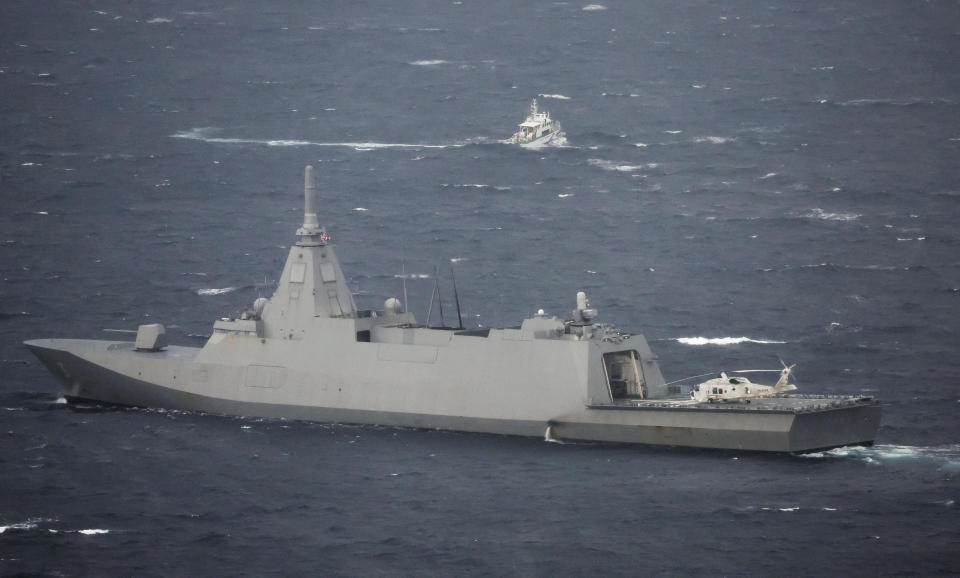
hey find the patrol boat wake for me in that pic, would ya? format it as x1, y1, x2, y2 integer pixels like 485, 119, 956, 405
25, 167, 881, 452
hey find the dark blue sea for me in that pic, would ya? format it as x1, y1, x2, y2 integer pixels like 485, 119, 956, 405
2, 0, 959, 575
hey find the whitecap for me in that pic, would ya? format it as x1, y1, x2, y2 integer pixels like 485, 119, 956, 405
539, 93, 571, 100
838, 97, 952, 107
759, 172, 777, 179
352, 207, 368, 212
663, 130, 682, 134
805, 208, 860, 221
634, 143, 648, 148
558, 193, 574, 198
694, 136, 735, 144
443, 183, 511, 190
197, 287, 237, 296
147, 17, 173, 24
676, 336, 787, 346
779, 507, 799, 512
0, 517, 55, 534
78, 529, 110, 535
0, 521, 38, 534
409, 59, 448, 66
582, 4, 608, 10
588, 158, 645, 172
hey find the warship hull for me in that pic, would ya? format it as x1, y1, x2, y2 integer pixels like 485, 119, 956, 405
24, 166, 881, 453
25, 337, 881, 453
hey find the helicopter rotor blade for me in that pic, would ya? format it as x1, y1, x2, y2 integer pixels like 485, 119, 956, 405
728, 369, 782, 373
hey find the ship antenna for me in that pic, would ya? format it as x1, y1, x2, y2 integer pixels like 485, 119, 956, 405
451, 263, 464, 330
435, 265, 446, 327
400, 244, 408, 314
296, 165, 324, 245
425, 271, 437, 327
304, 166, 318, 228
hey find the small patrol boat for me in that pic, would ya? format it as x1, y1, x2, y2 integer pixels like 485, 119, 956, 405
511, 99, 562, 146
25, 167, 881, 452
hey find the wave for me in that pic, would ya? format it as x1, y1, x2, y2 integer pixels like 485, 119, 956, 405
0, 519, 112, 536
0, 520, 39, 534
408, 59, 448, 66
759, 263, 930, 274
171, 128, 462, 150
197, 287, 238, 296
0, 311, 32, 320
440, 183, 512, 191
588, 158, 655, 172
805, 208, 861, 221
0, 517, 57, 534
693, 136, 736, 144
801, 444, 960, 470
836, 97, 954, 107
676, 336, 787, 346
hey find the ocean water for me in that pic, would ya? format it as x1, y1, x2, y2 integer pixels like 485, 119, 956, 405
2, 0, 959, 575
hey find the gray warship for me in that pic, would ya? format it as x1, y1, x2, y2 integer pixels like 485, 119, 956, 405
25, 167, 881, 452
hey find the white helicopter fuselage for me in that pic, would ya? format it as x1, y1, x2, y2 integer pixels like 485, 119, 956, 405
691, 367, 797, 403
